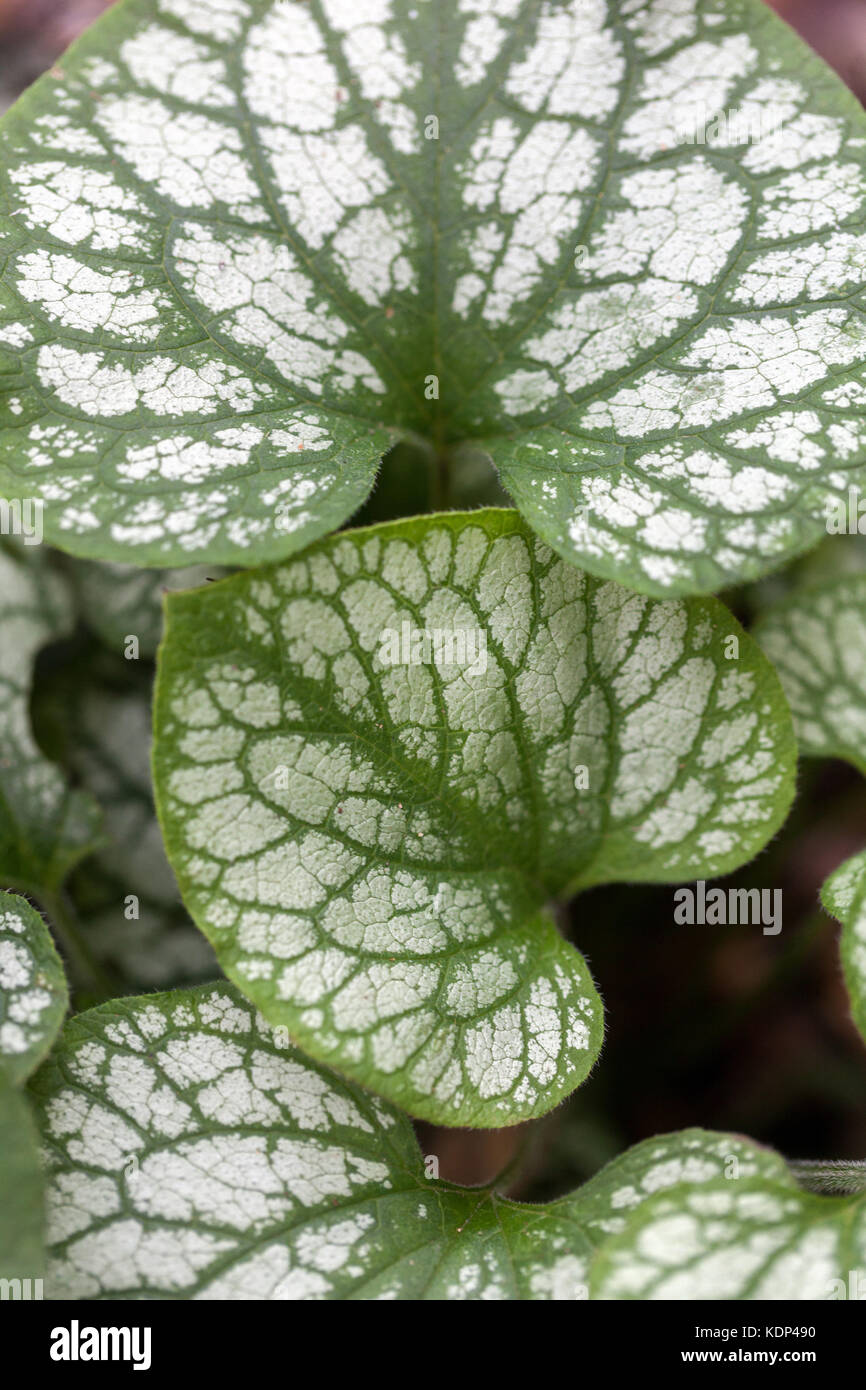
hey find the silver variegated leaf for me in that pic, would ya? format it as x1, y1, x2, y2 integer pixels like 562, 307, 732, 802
755, 573, 866, 775
2, 0, 866, 591
0, 891, 67, 1286
821, 851, 866, 1047
30, 980, 797, 1300
0, 890, 68, 1085
153, 510, 795, 1125
591, 1177, 866, 1300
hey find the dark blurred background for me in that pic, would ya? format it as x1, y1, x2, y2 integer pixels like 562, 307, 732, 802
4, 0, 866, 1197
0, 0, 113, 110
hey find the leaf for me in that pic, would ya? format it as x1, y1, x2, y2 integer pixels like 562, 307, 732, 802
0, 890, 68, 1085
30, 979, 794, 1300
590, 1176, 866, 1300
59, 680, 187, 907
0, 546, 103, 893
29, 636, 217, 988
754, 574, 866, 1047
153, 509, 795, 1126
743, 534, 866, 621
820, 850, 866, 1047
3, 1, 866, 592
0, 1076, 45, 1283
42, 664, 217, 987
754, 573, 866, 776
72, 869, 217, 990
0, 890, 66, 1284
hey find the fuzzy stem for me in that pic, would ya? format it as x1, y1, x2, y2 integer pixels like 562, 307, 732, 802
429, 447, 452, 510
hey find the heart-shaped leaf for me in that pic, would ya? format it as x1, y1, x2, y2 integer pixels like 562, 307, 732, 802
3, 0, 866, 592
0, 890, 68, 1085
30, 979, 795, 1300
153, 510, 795, 1125
0, 547, 103, 893
590, 1177, 866, 1300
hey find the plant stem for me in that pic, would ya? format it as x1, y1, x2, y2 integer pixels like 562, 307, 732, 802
788, 1159, 866, 1195
425, 441, 452, 511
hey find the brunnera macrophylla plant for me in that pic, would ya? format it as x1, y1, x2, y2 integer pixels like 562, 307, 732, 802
1, 0, 866, 1303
